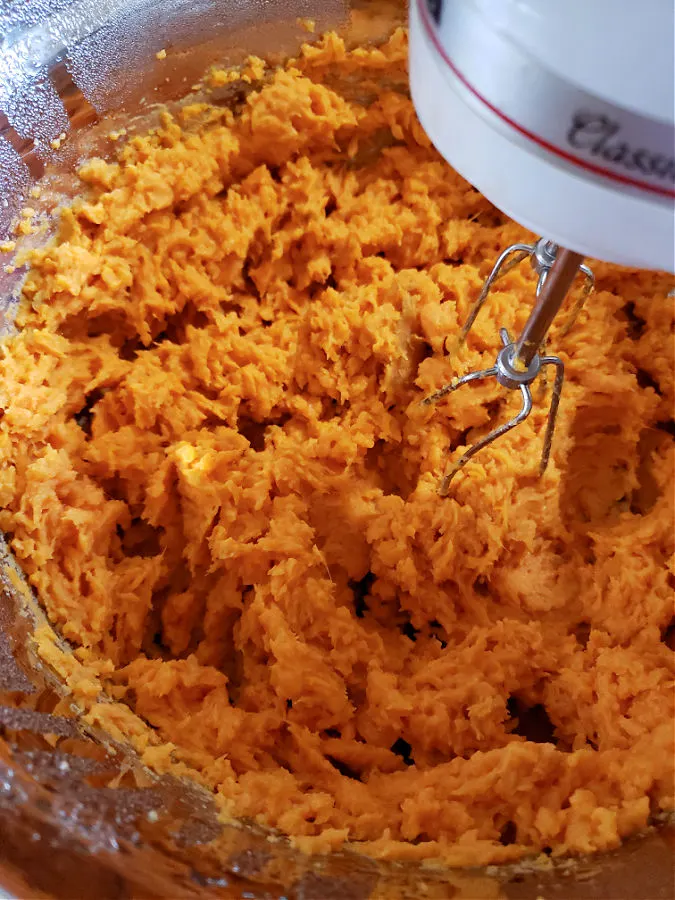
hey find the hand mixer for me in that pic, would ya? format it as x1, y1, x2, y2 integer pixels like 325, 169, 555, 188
408, 0, 675, 493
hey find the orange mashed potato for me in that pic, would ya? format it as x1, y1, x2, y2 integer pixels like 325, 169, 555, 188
0, 31, 673, 866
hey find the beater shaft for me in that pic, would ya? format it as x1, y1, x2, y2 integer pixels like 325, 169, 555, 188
513, 249, 585, 368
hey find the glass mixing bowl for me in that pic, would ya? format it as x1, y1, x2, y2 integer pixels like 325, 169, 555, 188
0, 1, 672, 896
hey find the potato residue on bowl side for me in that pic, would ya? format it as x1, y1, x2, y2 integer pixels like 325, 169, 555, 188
0, 30, 673, 866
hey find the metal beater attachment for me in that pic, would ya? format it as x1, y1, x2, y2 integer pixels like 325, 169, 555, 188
424, 240, 594, 496
458, 237, 595, 347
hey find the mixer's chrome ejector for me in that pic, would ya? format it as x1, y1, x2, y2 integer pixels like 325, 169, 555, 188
424, 238, 594, 496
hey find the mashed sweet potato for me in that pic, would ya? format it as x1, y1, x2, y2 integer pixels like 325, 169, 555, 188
0, 30, 673, 867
